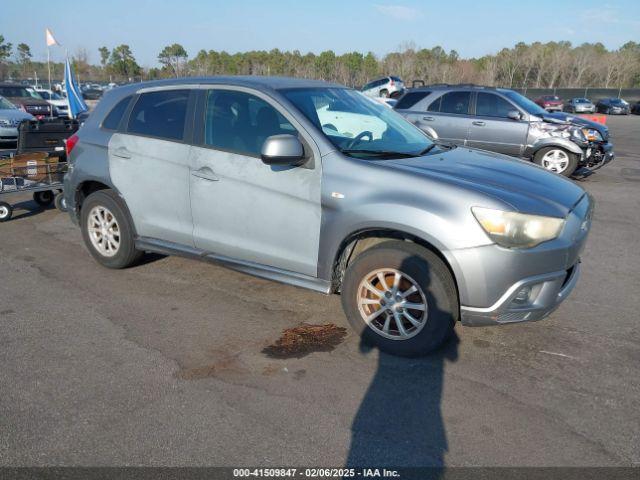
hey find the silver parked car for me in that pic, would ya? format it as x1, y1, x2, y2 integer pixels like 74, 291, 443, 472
361, 76, 404, 98
0, 95, 34, 144
564, 98, 596, 113
64, 77, 592, 357
395, 85, 614, 177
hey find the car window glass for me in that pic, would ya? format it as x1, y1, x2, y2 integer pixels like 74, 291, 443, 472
439, 91, 471, 115
427, 95, 442, 112
127, 90, 189, 141
475, 92, 514, 118
204, 90, 297, 157
103, 96, 132, 130
395, 91, 430, 110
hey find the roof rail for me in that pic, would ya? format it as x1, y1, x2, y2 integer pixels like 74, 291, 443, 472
422, 83, 498, 89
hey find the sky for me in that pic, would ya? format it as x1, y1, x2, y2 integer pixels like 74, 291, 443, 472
2, 0, 639, 67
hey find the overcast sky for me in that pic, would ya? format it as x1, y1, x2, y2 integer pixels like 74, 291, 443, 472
3, 0, 639, 66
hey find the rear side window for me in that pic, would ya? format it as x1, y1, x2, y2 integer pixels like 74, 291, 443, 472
439, 91, 471, 115
102, 96, 132, 130
475, 93, 515, 118
127, 90, 189, 141
395, 91, 430, 110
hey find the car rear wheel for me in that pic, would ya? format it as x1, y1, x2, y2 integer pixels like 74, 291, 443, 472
534, 147, 578, 177
379, 89, 389, 98
81, 190, 142, 269
341, 240, 458, 357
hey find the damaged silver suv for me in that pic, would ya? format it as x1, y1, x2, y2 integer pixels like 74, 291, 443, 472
395, 85, 614, 177
64, 77, 592, 356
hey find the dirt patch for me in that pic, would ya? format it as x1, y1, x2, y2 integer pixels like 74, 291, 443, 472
262, 323, 347, 359
176, 351, 247, 380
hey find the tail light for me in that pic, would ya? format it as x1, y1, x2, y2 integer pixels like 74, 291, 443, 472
389, 79, 395, 86
66, 133, 79, 157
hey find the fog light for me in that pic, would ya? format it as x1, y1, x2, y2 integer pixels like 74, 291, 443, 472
513, 286, 532, 305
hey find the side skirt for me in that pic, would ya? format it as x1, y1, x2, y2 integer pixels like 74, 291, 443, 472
135, 236, 332, 295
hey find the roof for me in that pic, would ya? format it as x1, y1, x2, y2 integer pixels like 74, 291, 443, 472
408, 84, 512, 92
114, 76, 345, 94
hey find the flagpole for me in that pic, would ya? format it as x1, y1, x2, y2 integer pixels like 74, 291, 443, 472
47, 46, 52, 90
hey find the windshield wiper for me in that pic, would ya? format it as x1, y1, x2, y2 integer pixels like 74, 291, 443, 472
340, 149, 417, 158
416, 144, 437, 155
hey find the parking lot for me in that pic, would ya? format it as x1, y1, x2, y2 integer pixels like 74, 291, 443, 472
0, 115, 639, 467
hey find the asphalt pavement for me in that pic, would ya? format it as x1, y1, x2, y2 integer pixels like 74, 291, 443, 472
1, 116, 639, 467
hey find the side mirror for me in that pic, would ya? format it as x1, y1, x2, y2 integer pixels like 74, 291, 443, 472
261, 134, 305, 166
507, 110, 521, 121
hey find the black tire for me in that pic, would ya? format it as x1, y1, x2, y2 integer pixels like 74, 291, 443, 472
533, 146, 578, 177
80, 189, 143, 269
54, 192, 68, 212
341, 240, 458, 357
379, 89, 389, 98
0, 201, 13, 222
33, 190, 54, 206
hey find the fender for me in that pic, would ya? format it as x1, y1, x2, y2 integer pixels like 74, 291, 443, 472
524, 137, 584, 159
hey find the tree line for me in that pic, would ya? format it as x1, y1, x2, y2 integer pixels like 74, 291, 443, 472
1, 34, 639, 89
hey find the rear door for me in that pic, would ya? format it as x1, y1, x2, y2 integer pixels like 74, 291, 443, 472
108, 88, 195, 246
418, 90, 473, 145
467, 92, 528, 156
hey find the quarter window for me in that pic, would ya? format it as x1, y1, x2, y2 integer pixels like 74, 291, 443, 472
476, 92, 515, 118
102, 96, 132, 130
203, 90, 296, 157
127, 90, 189, 141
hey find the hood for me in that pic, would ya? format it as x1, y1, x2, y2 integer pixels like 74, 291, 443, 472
384, 148, 585, 218
5, 96, 50, 107
542, 112, 608, 137
0, 108, 34, 122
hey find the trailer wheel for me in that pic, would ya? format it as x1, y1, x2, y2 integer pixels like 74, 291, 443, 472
0, 202, 13, 222
33, 190, 54, 207
54, 192, 68, 212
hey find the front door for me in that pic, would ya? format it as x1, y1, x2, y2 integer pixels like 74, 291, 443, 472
189, 88, 322, 277
467, 92, 528, 156
109, 89, 194, 246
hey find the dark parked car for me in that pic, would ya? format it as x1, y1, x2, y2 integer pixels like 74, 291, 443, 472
596, 98, 630, 115
0, 83, 54, 118
394, 84, 614, 177
82, 88, 104, 101
534, 95, 563, 112
564, 98, 596, 114
631, 101, 640, 115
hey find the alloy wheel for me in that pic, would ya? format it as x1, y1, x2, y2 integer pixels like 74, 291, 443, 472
87, 205, 120, 257
541, 149, 569, 174
356, 268, 428, 340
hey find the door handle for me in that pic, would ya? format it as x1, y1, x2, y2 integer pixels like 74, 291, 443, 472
422, 116, 435, 121
191, 166, 219, 182
112, 147, 131, 159
472, 121, 486, 126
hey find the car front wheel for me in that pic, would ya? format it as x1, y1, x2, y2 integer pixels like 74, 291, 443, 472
341, 241, 458, 357
534, 147, 578, 177
81, 189, 142, 269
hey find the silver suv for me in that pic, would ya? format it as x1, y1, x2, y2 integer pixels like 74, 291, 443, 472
395, 85, 614, 177
64, 77, 592, 357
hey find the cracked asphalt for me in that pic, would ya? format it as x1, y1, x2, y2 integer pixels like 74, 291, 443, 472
1, 116, 639, 467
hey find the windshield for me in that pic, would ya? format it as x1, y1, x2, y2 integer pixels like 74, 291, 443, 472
609, 98, 624, 105
0, 96, 16, 109
503, 90, 547, 116
575, 98, 589, 103
281, 88, 433, 158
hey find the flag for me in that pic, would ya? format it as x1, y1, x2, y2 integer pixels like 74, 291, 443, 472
46, 28, 60, 47
64, 57, 88, 119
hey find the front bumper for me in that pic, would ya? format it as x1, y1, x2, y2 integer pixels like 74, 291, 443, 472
450, 194, 592, 327
460, 262, 581, 326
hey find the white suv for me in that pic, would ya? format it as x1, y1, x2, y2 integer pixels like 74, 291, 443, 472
361, 76, 404, 98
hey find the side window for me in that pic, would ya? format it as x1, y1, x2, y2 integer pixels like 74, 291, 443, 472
439, 91, 471, 115
127, 90, 189, 141
427, 95, 442, 112
102, 96, 132, 130
395, 91, 431, 110
362, 82, 373, 91
203, 90, 297, 157
476, 92, 516, 118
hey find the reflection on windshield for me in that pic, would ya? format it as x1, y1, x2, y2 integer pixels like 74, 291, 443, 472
282, 88, 433, 158
503, 90, 547, 116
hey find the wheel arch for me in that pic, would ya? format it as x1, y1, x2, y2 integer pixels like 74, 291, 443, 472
329, 227, 461, 304
76, 181, 138, 237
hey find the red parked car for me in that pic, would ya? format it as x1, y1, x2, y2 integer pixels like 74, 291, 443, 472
534, 95, 563, 112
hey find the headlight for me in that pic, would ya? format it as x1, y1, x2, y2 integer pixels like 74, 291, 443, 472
582, 128, 602, 142
472, 207, 565, 249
